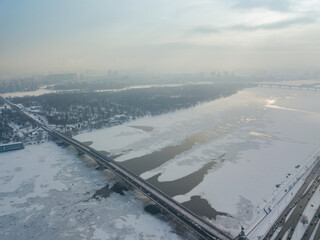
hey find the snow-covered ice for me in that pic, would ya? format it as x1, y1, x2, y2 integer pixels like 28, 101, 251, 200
0, 82, 214, 98
0, 88, 55, 98
0, 143, 187, 240
75, 87, 320, 237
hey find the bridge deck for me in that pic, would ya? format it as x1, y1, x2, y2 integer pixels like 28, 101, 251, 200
46, 127, 231, 240
257, 83, 320, 91
3, 97, 232, 240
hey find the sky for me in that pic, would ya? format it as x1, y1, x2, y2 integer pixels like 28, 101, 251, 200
0, 0, 319, 76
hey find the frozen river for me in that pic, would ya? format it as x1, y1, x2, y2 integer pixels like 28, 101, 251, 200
2, 85, 320, 239
75, 86, 320, 237
0, 143, 189, 240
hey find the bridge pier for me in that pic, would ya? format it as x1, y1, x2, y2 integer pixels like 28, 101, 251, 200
60, 141, 70, 147
77, 149, 85, 156
55, 139, 65, 146
96, 162, 107, 170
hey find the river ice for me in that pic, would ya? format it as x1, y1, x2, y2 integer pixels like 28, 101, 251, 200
0, 143, 186, 240
2, 85, 320, 239
75, 86, 320, 237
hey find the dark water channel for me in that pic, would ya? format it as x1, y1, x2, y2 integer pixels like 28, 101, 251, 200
146, 160, 216, 197
120, 133, 207, 175
145, 154, 228, 219
89, 132, 229, 220
119, 133, 228, 220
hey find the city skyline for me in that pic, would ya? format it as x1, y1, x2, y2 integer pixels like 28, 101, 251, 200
1, 0, 320, 76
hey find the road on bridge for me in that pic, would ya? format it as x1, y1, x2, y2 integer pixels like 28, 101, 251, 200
3, 97, 232, 240
263, 159, 320, 240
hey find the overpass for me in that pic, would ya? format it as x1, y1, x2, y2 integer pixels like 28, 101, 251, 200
3, 97, 232, 240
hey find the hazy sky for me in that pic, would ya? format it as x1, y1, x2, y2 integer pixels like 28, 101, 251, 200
1, 0, 319, 76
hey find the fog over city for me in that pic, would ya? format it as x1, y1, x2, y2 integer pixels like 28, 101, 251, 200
1, 0, 320, 76
1, 1, 320, 240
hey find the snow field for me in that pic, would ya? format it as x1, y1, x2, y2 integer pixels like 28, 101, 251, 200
0, 142, 187, 240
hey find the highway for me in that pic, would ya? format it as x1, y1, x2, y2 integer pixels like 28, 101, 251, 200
312, 213, 320, 240
301, 204, 320, 240
262, 159, 320, 240
3, 97, 232, 240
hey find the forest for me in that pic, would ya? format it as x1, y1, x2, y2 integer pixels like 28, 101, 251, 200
0, 98, 37, 143
10, 83, 250, 129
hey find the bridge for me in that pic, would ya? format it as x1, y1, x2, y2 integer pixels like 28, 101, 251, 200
3, 97, 232, 240
256, 83, 320, 91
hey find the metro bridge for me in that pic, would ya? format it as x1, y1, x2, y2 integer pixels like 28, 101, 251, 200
256, 83, 320, 91
3, 97, 233, 240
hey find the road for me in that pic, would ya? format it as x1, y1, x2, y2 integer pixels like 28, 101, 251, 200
301, 203, 320, 240
262, 159, 320, 240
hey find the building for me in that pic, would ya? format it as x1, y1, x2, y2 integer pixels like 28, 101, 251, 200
0, 142, 24, 153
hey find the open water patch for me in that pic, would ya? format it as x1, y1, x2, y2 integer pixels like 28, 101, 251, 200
120, 133, 208, 175
146, 160, 216, 197
129, 125, 154, 132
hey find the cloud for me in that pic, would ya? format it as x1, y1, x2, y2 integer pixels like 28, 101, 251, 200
231, 16, 315, 31
191, 25, 221, 34
232, 0, 293, 12
191, 16, 315, 34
